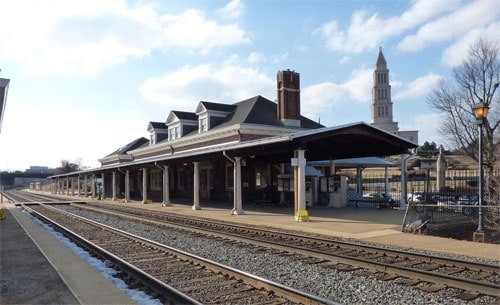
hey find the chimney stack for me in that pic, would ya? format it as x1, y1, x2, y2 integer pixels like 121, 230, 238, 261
277, 69, 301, 127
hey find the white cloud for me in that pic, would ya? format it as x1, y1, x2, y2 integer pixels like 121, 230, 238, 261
0, 102, 145, 170
140, 64, 274, 109
248, 52, 265, 64
217, 0, 245, 19
0, 0, 250, 76
394, 73, 443, 100
401, 112, 446, 145
341, 69, 373, 102
301, 69, 372, 119
315, 0, 460, 53
441, 21, 500, 67
302, 82, 344, 119
398, 0, 499, 52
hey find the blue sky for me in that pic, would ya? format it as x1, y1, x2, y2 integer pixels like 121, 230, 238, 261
1, 0, 499, 171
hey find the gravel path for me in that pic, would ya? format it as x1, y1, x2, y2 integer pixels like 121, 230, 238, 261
56, 205, 499, 305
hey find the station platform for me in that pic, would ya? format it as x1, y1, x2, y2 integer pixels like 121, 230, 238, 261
102, 198, 500, 262
0, 201, 137, 305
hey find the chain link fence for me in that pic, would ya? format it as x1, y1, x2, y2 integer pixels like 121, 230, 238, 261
344, 168, 499, 243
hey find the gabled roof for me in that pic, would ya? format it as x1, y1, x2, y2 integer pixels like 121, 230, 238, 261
147, 121, 167, 132
166, 111, 198, 124
196, 101, 236, 114
103, 137, 149, 157
211, 95, 324, 130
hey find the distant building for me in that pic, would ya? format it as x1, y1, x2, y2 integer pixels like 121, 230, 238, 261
370, 48, 419, 145
26, 166, 54, 174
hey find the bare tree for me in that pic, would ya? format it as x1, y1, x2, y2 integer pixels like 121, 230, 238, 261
427, 38, 499, 172
53, 159, 82, 175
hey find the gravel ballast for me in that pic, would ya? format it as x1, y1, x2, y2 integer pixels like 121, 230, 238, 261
55, 205, 499, 305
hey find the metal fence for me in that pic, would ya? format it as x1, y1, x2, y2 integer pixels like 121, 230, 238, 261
345, 168, 499, 243
402, 201, 500, 243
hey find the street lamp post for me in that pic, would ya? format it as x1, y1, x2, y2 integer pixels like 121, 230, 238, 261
472, 102, 489, 237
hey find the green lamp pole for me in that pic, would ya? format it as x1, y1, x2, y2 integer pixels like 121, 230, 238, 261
472, 102, 489, 232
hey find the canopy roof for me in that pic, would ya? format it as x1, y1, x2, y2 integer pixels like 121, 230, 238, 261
50, 122, 417, 178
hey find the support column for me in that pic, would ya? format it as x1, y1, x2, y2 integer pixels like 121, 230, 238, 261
125, 170, 130, 203
112, 171, 117, 200
400, 154, 409, 211
356, 167, 363, 195
297, 149, 307, 212
329, 160, 336, 206
77, 176, 81, 196
162, 165, 171, 207
71, 177, 75, 196
66, 176, 70, 195
91, 177, 96, 198
293, 149, 308, 221
192, 162, 201, 210
101, 173, 106, 199
84, 176, 88, 197
384, 167, 389, 195
231, 157, 244, 215
329, 159, 335, 175
142, 168, 148, 204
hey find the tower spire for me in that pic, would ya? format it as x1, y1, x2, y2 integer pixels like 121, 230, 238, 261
370, 47, 398, 133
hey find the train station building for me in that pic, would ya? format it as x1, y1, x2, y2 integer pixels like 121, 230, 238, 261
49, 52, 418, 220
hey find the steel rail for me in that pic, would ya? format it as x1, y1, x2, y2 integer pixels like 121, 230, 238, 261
24, 203, 339, 305
76, 201, 500, 298
22, 203, 203, 305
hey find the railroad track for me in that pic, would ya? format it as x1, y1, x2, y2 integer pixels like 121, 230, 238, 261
5, 191, 500, 302
66, 200, 500, 301
13, 199, 337, 304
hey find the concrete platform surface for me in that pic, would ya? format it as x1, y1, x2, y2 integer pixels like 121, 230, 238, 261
0, 205, 137, 305
121, 200, 500, 262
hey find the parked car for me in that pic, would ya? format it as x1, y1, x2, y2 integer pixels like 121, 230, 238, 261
434, 195, 457, 211
363, 192, 397, 208
457, 194, 479, 216
408, 192, 425, 203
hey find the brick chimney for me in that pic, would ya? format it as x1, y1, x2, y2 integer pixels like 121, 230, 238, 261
277, 69, 301, 127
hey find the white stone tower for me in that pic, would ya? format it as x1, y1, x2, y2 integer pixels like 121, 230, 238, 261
371, 47, 399, 133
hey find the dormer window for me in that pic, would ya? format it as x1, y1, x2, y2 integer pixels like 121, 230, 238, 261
166, 111, 198, 141
147, 122, 168, 145
195, 101, 235, 133
169, 125, 180, 140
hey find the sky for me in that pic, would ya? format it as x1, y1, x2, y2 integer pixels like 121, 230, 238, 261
0, 0, 499, 171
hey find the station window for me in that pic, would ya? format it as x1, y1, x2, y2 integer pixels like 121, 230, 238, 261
150, 170, 162, 190
169, 126, 180, 140
255, 166, 269, 189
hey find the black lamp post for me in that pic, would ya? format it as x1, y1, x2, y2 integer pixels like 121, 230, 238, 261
472, 102, 489, 232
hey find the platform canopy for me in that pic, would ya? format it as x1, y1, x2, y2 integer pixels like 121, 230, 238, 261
50, 122, 417, 178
